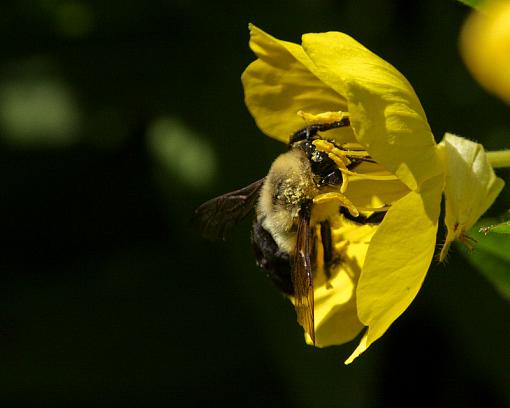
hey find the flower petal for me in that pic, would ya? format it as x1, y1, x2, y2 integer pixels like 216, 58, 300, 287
344, 331, 368, 365
311, 220, 378, 347
440, 133, 505, 260
311, 268, 363, 347
344, 174, 410, 209
301, 32, 443, 191
242, 25, 354, 144
314, 296, 364, 347
346, 173, 444, 363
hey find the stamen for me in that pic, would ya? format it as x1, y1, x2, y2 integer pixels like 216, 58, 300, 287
313, 192, 359, 217
314, 139, 363, 158
339, 169, 400, 181
356, 205, 391, 212
342, 150, 370, 157
298, 110, 349, 125
326, 153, 350, 193
340, 143, 367, 151
312, 139, 398, 181
333, 240, 348, 254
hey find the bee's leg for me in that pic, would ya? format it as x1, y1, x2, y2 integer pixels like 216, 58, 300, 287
362, 211, 387, 224
320, 220, 333, 281
339, 207, 387, 224
251, 219, 293, 295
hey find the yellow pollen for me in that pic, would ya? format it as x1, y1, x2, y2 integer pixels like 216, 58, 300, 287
297, 110, 349, 124
313, 139, 399, 182
339, 169, 399, 181
313, 192, 359, 217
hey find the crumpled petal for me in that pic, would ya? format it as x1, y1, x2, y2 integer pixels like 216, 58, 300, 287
439, 133, 505, 261
300, 32, 443, 191
346, 173, 444, 364
242, 25, 354, 144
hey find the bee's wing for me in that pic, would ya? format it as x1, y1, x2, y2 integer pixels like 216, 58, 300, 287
292, 202, 315, 344
192, 178, 265, 241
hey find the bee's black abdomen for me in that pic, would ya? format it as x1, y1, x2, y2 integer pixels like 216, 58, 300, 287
251, 220, 293, 295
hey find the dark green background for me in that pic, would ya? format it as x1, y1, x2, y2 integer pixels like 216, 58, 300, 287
1, 0, 509, 406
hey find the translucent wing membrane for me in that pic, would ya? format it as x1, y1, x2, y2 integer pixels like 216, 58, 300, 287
192, 178, 265, 240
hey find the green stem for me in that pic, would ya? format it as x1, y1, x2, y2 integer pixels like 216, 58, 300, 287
486, 150, 510, 168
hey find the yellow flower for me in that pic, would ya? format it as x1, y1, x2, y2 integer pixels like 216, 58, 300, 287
461, 0, 510, 104
241, 25, 445, 363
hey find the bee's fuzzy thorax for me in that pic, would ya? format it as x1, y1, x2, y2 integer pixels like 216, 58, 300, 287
257, 148, 319, 253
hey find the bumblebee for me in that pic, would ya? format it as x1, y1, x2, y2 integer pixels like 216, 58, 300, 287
193, 116, 384, 343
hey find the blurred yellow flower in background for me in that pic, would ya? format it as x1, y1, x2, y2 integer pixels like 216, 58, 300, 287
461, 0, 510, 104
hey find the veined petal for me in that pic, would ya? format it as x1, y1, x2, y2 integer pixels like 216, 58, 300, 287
347, 173, 444, 363
242, 25, 354, 144
301, 32, 443, 191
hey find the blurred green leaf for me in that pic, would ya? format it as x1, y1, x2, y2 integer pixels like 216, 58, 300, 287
456, 0, 485, 9
492, 222, 510, 234
146, 116, 218, 190
0, 77, 81, 147
462, 220, 510, 300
